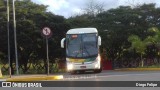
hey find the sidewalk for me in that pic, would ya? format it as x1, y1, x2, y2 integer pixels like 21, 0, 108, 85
2, 74, 63, 81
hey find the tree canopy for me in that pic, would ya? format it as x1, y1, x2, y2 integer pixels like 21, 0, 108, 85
1, 0, 160, 74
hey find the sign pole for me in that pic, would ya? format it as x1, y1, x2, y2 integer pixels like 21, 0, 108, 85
46, 36, 49, 75
42, 27, 52, 76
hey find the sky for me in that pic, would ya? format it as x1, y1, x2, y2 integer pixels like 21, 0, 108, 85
32, 0, 160, 18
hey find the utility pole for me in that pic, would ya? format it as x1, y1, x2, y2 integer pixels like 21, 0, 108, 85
7, 0, 11, 77
12, 0, 19, 75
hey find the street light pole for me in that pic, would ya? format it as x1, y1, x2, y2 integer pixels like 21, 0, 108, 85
12, 0, 19, 75
7, 0, 11, 77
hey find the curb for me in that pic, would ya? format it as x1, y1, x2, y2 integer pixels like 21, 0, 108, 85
114, 68, 160, 71
0, 68, 2, 78
6, 75, 63, 81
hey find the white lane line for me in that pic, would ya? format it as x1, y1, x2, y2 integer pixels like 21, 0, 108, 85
63, 72, 160, 80
98, 72, 160, 78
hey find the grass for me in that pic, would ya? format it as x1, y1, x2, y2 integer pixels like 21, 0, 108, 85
0, 63, 66, 75
0, 75, 10, 79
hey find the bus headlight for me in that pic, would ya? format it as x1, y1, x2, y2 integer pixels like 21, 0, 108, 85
95, 55, 101, 69
98, 55, 101, 63
95, 55, 101, 64
67, 64, 73, 70
95, 63, 99, 68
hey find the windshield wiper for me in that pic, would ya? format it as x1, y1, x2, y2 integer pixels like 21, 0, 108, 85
83, 45, 90, 57
75, 43, 82, 58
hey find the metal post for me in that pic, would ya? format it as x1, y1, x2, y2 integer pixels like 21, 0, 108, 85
12, 0, 19, 75
46, 37, 49, 75
7, 0, 11, 77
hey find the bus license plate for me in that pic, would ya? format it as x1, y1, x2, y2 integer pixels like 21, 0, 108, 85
80, 66, 86, 68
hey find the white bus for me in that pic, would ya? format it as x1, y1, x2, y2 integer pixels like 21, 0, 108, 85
61, 28, 102, 74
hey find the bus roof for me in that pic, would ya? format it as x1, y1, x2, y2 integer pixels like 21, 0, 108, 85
66, 28, 98, 34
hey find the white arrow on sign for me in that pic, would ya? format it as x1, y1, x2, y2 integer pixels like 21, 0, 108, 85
42, 27, 51, 36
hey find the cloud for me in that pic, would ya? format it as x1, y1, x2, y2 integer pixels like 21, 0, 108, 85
33, 0, 69, 10
32, 0, 160, 18
32, 0, 83, 17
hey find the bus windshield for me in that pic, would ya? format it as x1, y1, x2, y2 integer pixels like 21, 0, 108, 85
66, 33, 98, 58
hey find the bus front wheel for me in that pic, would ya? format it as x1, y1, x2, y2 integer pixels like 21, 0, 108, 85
94, 68, 102, 73
70, 70, 76, 74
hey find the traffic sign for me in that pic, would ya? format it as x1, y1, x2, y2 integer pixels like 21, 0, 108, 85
41, 27, 52, 75
42, 27, 52, 36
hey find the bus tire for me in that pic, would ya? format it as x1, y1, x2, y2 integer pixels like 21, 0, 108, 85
79, 70, 85, 74
97, 68, 102, 73
70, 70, 76, 75
94, 67, 102, 73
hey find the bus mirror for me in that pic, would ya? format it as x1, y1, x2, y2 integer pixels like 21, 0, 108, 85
98, 36, 101, 46
61, 38, 65, 48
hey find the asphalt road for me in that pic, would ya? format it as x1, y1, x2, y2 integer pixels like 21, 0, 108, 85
1, 70, 160, 90
62, 70, 160, 81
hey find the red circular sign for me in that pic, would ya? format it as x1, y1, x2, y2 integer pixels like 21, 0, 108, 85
42, 27, 51, 36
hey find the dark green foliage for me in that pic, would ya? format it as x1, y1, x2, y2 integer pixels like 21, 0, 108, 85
67, 3, 160, 68
0, 0, 70, 74
1, 0, 160, 74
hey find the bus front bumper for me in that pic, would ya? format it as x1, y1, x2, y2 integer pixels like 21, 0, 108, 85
67, 61, 100, 72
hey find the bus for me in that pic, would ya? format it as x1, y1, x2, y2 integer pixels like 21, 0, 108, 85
61, 28, 102, 74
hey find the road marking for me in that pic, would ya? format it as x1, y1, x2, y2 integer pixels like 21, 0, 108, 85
63, 72, 160, 80
63, 74, 98, 80
98, 72, 160, 78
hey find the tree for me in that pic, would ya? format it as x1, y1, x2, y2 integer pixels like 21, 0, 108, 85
67, 3, 160, 67
14, 0, 70, 73
0, 0, 70, 74
147, 27, 160, 59
96, 4, 160, 64
128, 35, 147, 67
83, 0, 104, 16
0, 0, 8, 64
128, 27, 160, 67
96, 6, 136, 62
